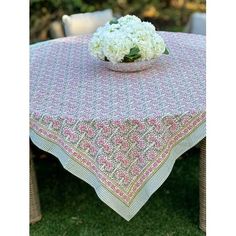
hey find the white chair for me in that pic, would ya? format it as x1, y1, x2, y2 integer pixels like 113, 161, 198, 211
49, 21, 64, 39
184, 12, 206, 35
62, 9, 113, 36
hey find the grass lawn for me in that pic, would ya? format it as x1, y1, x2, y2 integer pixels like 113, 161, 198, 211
30, 146, 205, 236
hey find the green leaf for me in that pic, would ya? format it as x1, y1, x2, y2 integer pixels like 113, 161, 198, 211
128, 46, 140, 56
109, 19, 118, 25
123, 57, 133, 62
123, 54, 141, 62
163, 47, 169, 55
122, 46, 141, 62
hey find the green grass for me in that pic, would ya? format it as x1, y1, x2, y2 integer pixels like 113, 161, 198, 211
30, 147, 204, 236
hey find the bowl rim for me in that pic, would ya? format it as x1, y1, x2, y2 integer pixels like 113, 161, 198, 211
99, 58, 158, 65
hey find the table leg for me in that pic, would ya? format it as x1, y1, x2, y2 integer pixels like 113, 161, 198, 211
30, 150, 42, 224
199, 138, 206, 232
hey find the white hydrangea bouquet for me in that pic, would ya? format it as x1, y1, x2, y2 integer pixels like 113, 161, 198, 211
89, 15, 169, 72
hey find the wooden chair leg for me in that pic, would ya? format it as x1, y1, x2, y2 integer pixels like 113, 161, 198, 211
199, 138, 206, 232
30, 150, 42, 224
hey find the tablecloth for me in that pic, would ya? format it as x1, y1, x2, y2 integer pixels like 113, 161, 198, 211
30, 31, 206, 221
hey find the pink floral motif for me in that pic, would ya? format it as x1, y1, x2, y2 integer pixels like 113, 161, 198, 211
69, 132, 79, 143
97, 137, 112, 153
130, 132, 139, 142
130, 165, 142, 176
97, 136, 106, 146
121, 140, 129, 152
164, 117, 179, 132
147, 118, 156, 126
113, 135, 122, 144
112, 121, 128, 133
113, 135, 129, 151
52, 120, 61, 130
77, 124, 95, 138
147, 134, 161, 148
62, 127, 70, 136
147, 118, 162, 132
95, 123, 111, 136
115, 170, 130, 186
137, 139, 146, 150
146, 150, 157, 161
115, 153, 130, 167
97, 156, 114, 172
81, 140, 96, 155
43, 115, 52, 124
62, 127, 79, 143
131, 120, 146, 133
104, 161, 113, 172
86, 127, 95, 138
130, 149, 142, 160
130, 132, 146, 149
137, 154, 146, 166
103, 143, 112, 154
78, 124, 87, 133
97, 156, 106, 165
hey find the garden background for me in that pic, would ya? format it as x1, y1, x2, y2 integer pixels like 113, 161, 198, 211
30, 0, 206, 43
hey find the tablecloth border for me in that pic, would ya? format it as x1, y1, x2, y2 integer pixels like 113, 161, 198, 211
30, 112, 204, 204
30, 121, 205, 221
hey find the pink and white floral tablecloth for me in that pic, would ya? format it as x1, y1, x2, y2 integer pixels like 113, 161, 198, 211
30, 32, 206, 221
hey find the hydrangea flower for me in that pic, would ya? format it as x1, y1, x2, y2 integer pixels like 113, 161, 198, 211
89, 15, 168, 64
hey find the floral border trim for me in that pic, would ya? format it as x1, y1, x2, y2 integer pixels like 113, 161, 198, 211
30, 121, 205, 221
30, 112, 205, 205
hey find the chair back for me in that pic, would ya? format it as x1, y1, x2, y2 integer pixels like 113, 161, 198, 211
184, 12, 206, 35
62, 9, 113, 36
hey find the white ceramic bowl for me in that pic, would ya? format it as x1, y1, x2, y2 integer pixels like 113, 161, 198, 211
99, 58, 158, 72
